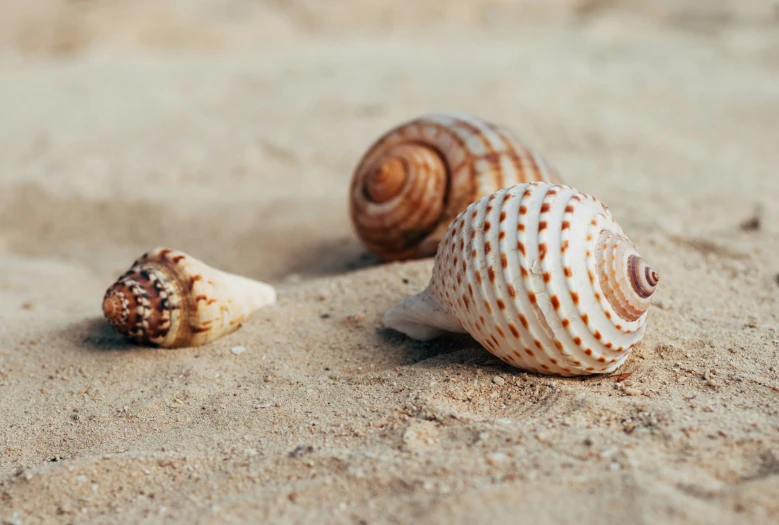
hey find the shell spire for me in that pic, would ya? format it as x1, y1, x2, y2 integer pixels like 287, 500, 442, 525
349, 113, 561, 262
102, 248, 277, 348
382, 182, 659, 377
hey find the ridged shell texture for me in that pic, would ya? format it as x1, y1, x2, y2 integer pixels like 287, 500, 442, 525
383, 182, 659, 376
349, 113, 561, 261
102, 248, 276, 348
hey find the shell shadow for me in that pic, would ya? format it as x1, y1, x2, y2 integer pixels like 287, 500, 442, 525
62, 317, 144, 353
376, 327, 607, 380
377, 327, 504, 370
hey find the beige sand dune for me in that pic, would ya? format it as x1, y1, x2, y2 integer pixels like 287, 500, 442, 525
0, 1, 778, 523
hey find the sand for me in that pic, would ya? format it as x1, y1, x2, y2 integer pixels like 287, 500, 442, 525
1, 1, 778, 523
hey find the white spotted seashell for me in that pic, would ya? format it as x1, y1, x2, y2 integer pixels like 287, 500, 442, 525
382, 182, 659, 376
349, 113, 561, 261
102, 248, 276, 348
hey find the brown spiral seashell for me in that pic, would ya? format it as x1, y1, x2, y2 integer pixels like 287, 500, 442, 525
102, 248, 276, 348
349, 113, 561, 261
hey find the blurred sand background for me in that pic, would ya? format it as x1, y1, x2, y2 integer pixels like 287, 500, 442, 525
1, 0, 778, 523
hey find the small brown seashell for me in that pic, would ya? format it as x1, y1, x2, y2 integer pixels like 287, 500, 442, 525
349, 113, 561, 261
102, 248, 276, 348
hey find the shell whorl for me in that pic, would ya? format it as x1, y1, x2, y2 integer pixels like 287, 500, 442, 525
384, 182, 659, 377
102, 258, 180, 345
349, 113, 561, 261
595, 231, 658, 322
102, 248, 276, 349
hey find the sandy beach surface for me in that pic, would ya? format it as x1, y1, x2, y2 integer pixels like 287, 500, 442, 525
1, 1, 778, 523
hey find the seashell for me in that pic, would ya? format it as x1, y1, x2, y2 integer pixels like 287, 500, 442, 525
382, 182, 659, 377
102, 248, 277, 348
349, 113, 561, 262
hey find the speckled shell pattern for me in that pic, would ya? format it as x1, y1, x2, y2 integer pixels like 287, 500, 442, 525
102, 248, 277, 349
349, 113, 561, 261
385, 182, 659, 377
